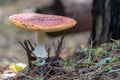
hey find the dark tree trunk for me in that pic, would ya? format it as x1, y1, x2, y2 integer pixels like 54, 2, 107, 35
90, 0, 120, 46
90, 0, 105, 45
110, 0, 120, 40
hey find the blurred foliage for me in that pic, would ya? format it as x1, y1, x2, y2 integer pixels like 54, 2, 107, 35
0, 0, 17, 6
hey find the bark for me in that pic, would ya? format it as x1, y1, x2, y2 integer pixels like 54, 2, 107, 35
110, 0, 120, 40
90, 0, 111, 46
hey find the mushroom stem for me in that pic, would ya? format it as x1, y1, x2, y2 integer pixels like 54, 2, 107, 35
33, 31, 48, 65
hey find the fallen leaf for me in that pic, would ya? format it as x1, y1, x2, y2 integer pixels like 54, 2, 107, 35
9, 63, 27, 72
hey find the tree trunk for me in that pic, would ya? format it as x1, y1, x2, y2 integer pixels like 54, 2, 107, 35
90, 0, 120, 46
110, 0, 120, 40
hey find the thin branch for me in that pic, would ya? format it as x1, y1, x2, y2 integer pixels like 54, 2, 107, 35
18, 41, 26, 51
27, 40, 34, 50
19, 40, 36, 67
55, 33, 66, 59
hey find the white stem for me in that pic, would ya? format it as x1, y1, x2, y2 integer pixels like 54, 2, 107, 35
33, 31, 48, 59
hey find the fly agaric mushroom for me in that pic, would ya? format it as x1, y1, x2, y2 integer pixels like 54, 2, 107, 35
9, 13, 77, 65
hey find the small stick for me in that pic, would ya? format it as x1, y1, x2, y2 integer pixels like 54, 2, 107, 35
19, 40, 34, 67
18, 41, 26, 51
25, 40, 32, 67
55, 32, 66, 59
27, 40, 34, 50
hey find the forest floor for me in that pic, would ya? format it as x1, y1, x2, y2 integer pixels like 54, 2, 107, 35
1, 33, 120, 80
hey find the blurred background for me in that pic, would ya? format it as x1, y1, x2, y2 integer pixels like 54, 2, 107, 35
0, 0, 92, 62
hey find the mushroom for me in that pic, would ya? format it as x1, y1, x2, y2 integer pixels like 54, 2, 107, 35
9, 13, 77, 65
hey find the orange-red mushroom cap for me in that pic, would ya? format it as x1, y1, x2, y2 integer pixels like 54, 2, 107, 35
9, 13, 77, 32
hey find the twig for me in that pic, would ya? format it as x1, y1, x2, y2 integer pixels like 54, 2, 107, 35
109, 68, 120, 73
43, 67, 52, 79
18, 41, 26, 51
19, 40, 36, 67
55, 33, 66, 59
87, 37, 94, 64
19, 41, 31, 66
24, 40, 32, 67
47, 47, 51, 58
27, 40, 34, 50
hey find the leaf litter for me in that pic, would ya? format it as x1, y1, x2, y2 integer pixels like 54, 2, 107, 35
1, 34, 120, 80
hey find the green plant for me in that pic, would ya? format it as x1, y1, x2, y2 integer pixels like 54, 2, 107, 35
106, 65, 112, 71
26, 75, 44, 80
60, 59, 78, 68
33, 61, 39, 66
35, 77, 44, 80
